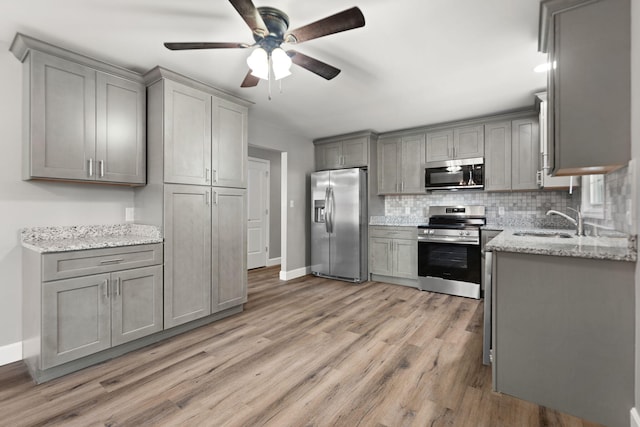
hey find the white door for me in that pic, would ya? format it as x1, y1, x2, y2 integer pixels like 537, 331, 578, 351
247, 157, 270, 269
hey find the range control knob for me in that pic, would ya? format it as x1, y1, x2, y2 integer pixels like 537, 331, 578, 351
429, 229, 435, 235
459, 231, 464, 236
465, 231, 471, 236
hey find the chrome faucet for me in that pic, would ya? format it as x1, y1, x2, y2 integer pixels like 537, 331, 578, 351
546, 207, 584, 236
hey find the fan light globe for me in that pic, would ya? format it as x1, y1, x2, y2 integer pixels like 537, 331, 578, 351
271, 48, 292, 80
247, 48, 269, 80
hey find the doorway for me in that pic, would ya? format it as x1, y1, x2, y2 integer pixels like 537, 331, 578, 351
247, 157, 270, 269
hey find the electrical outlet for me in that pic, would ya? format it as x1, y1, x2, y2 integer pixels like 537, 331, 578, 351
498, 206, 505, 216
125, 207, 135, 222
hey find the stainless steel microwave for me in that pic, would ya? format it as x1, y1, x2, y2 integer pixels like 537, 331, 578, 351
425, 157, 484, 191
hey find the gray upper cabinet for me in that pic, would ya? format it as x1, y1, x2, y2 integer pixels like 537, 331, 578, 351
377, 133, 425, 195
212, 188, 248, 312
426, 125, 484, 163
540, 0, 630, 175
213, 98, 248, 188
163, 79, 212, 186
145, 67, 249, 188
11, 33, 146, 186
163, 184, 212, 328
484, 122, 512, 191
484, 117, 539, 191
96, 73, 146, 184
314, 135, 369, 170
511, 118, 539, 190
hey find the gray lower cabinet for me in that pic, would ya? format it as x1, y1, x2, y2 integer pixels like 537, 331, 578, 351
163, 184, 247, 327
484, 117, 539, 191
212, 188, 248, 311
492, 251, 634, 427
377, 133, 425, 195
23, 244, 163, 374
369, 226, 417, 286
163, 184, 212, 328
11, 33, 146, 185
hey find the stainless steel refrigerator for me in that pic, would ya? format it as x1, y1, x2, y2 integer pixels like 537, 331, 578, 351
311, 168, 367, 283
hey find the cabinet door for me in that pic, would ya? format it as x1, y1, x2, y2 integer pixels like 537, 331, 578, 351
29, 51, 96, 181
111, 266, 163, 346
95, 73, 146, 185
212, 97, 248, 188
484, 122, 512, 191
377, 138, 400, 194
212, 188, 247, 312
369, 238, 393, 276
164, 184, 212, 328
393, 239, 417, 279
425, 130, 454, 163
164, 80, 212, 185
400, 134, 425, 193
41, 274, 111, 369
511, 118, 539, 190
454, 125, 484, 159
342, 136, 369, 168
316, 142, 342, 170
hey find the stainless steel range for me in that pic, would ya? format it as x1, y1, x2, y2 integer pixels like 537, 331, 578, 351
417, 206, 486, 299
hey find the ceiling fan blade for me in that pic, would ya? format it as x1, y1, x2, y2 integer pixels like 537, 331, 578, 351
229, 0, 269, 37
241, 71, 260, 88
287, 50, 341, 80
164, 42, 249, 50
285, 7, 365, 44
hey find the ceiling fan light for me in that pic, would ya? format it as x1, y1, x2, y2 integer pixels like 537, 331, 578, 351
247, 47, 269, 80
271, 48, 292, 80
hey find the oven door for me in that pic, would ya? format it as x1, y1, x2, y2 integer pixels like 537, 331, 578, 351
417, 238, 482, 298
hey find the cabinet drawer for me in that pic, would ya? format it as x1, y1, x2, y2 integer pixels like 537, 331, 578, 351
43, 244, 163, 281
369, 226, 416, 240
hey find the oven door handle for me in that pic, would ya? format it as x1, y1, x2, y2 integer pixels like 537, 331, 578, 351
418, 236, 479, 245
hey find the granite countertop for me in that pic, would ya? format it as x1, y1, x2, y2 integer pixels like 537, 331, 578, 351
21, 224, 163, 253
369, 216, 427, 227
485, 228, 637, 262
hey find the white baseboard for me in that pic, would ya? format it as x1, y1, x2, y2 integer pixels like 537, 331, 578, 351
267, 257, 281, 267
631, 407, 640, 427
279, 266, 311, 281
0, 342, 22, 366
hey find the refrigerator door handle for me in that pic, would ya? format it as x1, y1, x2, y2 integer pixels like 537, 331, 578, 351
324, 187, 331, 233
327, 186, 335, 234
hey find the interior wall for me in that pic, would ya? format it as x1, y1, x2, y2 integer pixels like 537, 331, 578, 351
0, 45, 134, 351
247, 113, 314, 273
632, 0, 640, 417
248, 146, 282, 259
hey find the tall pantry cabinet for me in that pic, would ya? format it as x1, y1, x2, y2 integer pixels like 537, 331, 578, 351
135, 67, 249, 328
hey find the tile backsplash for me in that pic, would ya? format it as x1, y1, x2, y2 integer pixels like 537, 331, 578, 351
384, 163, 635, 234
385, 189, 581, 229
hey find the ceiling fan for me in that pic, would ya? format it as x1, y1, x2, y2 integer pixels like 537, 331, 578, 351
164, 0, 365, 88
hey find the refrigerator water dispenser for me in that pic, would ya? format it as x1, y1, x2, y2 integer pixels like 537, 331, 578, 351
314, 200, 325, 223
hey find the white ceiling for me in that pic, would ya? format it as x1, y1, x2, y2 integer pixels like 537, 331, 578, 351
0, 0, 547, 140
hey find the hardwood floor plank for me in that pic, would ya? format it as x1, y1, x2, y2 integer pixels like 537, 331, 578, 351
0, 268, 605, 426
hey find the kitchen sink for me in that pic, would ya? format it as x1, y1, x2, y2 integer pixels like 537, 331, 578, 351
512, 231, 573, 238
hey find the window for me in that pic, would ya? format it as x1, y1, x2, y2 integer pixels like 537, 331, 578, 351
581, 174, 605, 218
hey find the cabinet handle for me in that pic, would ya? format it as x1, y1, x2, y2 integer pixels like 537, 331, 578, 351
452, 146, 456, 158
401, 181, 405, 192
104, 279, 109, 298
88, 158, 94, 177
99, 160, 105, 177
214, 191, 219, 205
205, 168, 211, 183
116, 277, 121, 296
100, 258, 124, 264
205, 191, 210, 206
212, 169, 218, 183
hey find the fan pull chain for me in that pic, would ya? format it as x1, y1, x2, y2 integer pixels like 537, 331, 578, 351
268, 55, 272, 101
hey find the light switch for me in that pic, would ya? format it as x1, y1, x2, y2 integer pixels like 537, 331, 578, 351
289, 200, 294, 208
498, 207, 505, 216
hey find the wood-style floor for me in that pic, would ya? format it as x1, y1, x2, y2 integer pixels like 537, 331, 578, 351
0, 266, 602, 427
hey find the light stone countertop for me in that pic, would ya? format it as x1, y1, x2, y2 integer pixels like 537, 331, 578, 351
21, 224, 163, 253
485, 228, 637, 262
